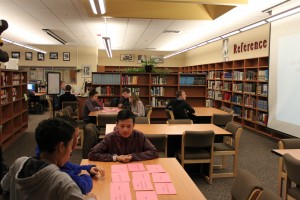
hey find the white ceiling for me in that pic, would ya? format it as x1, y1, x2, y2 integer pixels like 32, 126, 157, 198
0, 0, 298, 53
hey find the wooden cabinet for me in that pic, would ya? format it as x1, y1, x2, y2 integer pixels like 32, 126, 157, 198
182, 57, 271, 137
0, 69, 28, 148
91, 72, 207, 122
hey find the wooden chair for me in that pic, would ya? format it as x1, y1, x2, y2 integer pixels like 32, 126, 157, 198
175, 130, 215, 184
145, 134, 167, 158
257, 190, 281, 200
97, 113, 118, 138
278, 139, 300, 199
283, 153, 300, 200
167, 119, 193, 124
212, 122, 243, 178
57, 108, 70, 117
82, 123, 99, 159
62, 101, 79, 120
46, 98, 54, 118
135, 117, 150, 124
145, 105, 152, 124
211, 113, 233, 129
220, 106, 234, 114
165, 109, 174, 120
231, 169, 263, 200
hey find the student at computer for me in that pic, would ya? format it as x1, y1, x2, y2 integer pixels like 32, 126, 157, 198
88, 110, 158, 162
1, 118, 97, 200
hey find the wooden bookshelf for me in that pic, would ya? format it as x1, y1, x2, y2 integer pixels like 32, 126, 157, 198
0, 69, 28, 148
91, 72, 206, 121
181, 57, 275, 138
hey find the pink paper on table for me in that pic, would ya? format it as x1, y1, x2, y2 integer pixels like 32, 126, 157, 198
152, 173, 171, 183
145, 164, 165, 173
111, 172, 130, 182
111, 164, 128, 173
155, 183, 177, 194
128, 163, 145, 172
132, 179, 154, 191
110, 182, 132, 200
132, 171, 151, 181
136, 191, 158, 200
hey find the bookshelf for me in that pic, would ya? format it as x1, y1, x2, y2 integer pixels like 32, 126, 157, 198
0, 69, 28, 148
91, 72, 207, 121
181, 57, 272, 138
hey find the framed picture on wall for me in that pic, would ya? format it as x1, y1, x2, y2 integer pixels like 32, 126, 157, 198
50, 52, 58, 59
11, 52, 20, 59
150, 55, 164, 63
37, 52, 45, 61
82, 65, 91, 78
25, 52, 32, 61
137, 55, 147, 64
120, 54, 135, 62
63, 52, 70, 61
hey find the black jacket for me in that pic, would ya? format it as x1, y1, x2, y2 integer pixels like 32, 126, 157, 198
166, 99, 195, 119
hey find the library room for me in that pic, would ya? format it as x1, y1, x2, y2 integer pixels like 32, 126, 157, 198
1, 0, 300, 199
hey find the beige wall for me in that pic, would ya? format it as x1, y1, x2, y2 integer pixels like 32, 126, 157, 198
182, 24, 270, 66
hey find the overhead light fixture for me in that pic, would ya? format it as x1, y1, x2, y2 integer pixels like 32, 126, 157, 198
42, 29, 66, 45
221, 30, 241, 38
2, 37, 47, 54
102, 36, 112, 58
240, 21, 267, 32
207, 37, 222, 43
89, 0, 106, 15
266, 6, 300, 22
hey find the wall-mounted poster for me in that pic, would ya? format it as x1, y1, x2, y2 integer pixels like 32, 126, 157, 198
137, 55, 147, 64
82, 65, 91, 78
47, 72, 60, 95
120, 54, 135, 62
222, 38, 229, 61
150, 55, 164, 63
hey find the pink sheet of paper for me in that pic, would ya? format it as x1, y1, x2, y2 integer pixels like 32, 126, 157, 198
145, 165, 166, 173
111, 164, 128, 173
136, 191, 158, 200
132, 171, 151, 181
152, 173, 171, 183
111, 172, 131, 182
132, 179, 154, 191
110, 182, 132, 200
155, 183, 177, 194
128, 163, 145, 172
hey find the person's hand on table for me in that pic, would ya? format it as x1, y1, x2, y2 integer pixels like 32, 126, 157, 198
90, 166, 105, 177
117, 155, 132, 163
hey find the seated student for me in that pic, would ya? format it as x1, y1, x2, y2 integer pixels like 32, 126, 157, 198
1, 118, 97, 200
118, 88, 131, 110
166, 90, 196, 120
88, 110, 158, 163
35, 116, 105, 195
129, 92, 145, 117
53, 81, 66, 110
58, 84, 78, 109
83, 89, 103, 124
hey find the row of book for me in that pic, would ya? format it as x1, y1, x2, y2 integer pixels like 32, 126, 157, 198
257, 100, 268, 110
245, 70, 257, 80
151, 87, 164, 96
151, 76, 167, 85
95, 86, 115, 96
1, 89, 8, 104
122, 75, 138, 85
151, 97, 169, 107
244, 95, 256, 107
126, 87, 140, 96
92, 74, 121, 85
179, 76, 206, 85
207, 69, 268, 81
257, 84, 268, 96
258, 70, 269, 81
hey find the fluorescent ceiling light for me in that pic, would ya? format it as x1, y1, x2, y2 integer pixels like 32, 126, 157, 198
221, 30, 241, 38
89, 0, 98, 14
42, 29, 66, 45
266, 6, 300, 22
240, 21, 266, 32
102, 37, 112, 58
207, 37, 222, 43
2, 37, 47, 54
99, 0, 106, 14
196, 42, 208, 47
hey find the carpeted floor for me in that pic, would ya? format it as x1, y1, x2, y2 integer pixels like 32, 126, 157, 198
2, 112, 280, 200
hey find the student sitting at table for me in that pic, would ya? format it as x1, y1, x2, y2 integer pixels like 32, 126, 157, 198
118, 88, 131, 110
166, 90, 197, 121
129, 92, 145, 117
1, 118, 97, 200
35, 116, 105, 195
58, 84, 78, 109
88, 110, 158, 163
83, 89, 103, 124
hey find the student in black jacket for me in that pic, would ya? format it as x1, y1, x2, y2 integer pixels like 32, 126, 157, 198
166, 90, 196, 120
58, 85, 77, 109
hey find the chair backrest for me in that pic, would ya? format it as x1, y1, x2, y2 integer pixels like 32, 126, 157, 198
184, 130, 214, 148
145, 134, 167, 157
225, 122, 243, 141
165, 109, 174, 120
62, 101, 78, 112
257, 189, 281, 200
82, 123, 99, 159
64, 106, 74, 116
212, 113, 233, 127
283, 153, 300, 185
280, 138, 300, 149
135, 117, 150, 124
220, 106, 234, 114
47, 98, 53, 118
231, 169, 263, 200
57, 108, 70, 117
97, 113, 118, 127
167, 119, 193, 124
145, 105, 152, 123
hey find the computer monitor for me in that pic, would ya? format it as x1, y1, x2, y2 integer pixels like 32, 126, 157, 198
27, 83, 35, 91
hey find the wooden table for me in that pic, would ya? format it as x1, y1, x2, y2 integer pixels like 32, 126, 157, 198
194, 107, 229, 117
271, 149, 300, 160
105, 123, 231, 135
88, 107, 121, 117
81, 158, 206, 200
